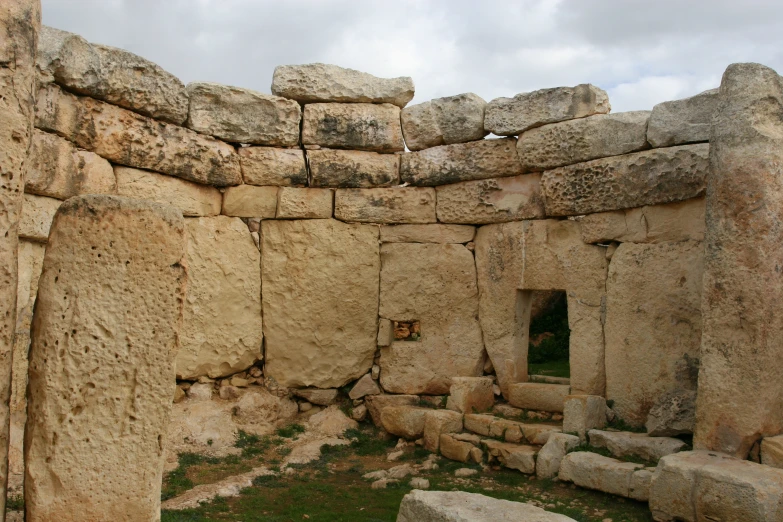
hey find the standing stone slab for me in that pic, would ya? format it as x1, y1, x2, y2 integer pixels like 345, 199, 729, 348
176, 216, 262, 380
380, 224, 475, 244
238, 147, 307, 186
485, 84, 610, 136
276, 187, 333, 219
308, 149, 399, 188
115, 166, 222, 217
436, 174, 545, 224
25, 195, 187, 522
271, 63, 414, 107
262, 219, 379, 388
647, 89, 718, 148
334, 187, 436, 224
401, 93, 487, 150
186, 82, 301, 146
517, 111, 650, 171
302, 103, 404, 152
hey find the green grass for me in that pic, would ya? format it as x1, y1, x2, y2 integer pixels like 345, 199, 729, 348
568, 443, 657, 467
275, 424, 306, 439
528, 295, 570, 376
529, 359, 571, 378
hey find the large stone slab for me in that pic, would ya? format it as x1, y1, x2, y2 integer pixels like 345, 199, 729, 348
647, 88, 718, 148
380, 406, 428, 439
380, 224, 475, 244
605, 241, 703, 426
399, 491, 576, 522
334, 187, 436, 224
301, 103, 404, 152
517, 111, 650, 171
176, 216, 262, 379
508, 383, 570, 413
308, 149, 399, 188
36, 83, 241, 187
25, 195, 186, 521
115, 166, 222, 217
186, 82, 301, 146
364, 394, 419, 426
588, 430, 686, 462
541, 144, 709, 216
559, 452, 643, 498
695, 63, 783, 458
401, 93, 487, 150
262, 219, 379, 388
378, 243, 484, 394
485, 84, 610, 136
435, 174, 545, 224
19, 194, 60, 242
238, 146, 307, 186
271, 63, 414, 107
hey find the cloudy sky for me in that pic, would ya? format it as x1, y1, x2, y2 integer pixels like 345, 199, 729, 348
41, 0, 783, 112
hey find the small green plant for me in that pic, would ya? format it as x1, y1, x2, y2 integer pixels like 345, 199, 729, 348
252, 474, 286, 488
6, 494, 23, 511
275, 423, 306, 438
344, 427, 396, 456
234, 430, 271, 457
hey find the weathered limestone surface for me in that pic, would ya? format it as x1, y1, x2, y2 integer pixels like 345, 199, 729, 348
335, 187, 436, 224
646, 389, 697, 437
563, 395, 606, 440
364, 394, 418, 426
19, 194, 60, 242
508, 383, 570, 413
446, 377, 494, 414
481, 439, 538, 473
271, 63, 414, 107
649, 451, 720, 522
380, 406, 428, 439
605, 241, 703, 426
439, 433, 476, 463
589, 430, 686, 462
379, 243, 484, 394
541, 144, 709, 216
762, 435, 783, 469
380, 224, 474, 244
186, 82, 300, 146
308, 149, 399, 188
291, 388, 338, 406
301, 103, 404, 152
517, 111, 650, 171
401, 93, 487, 150
486, 84, 610, 136
262, 219, 379, 387
436, 174, 545, 224
559, 452, 643, 498
536, 433, 580, 480
276, 187, 333, 219
695, 63, 783, 458
222, 185, 278, 218
36, 84, 242, 187
422, 410, 463, 452
647, 88, 718, 148
238, 146, 307, 186
177, 216, 262, 379
115, 166, 222, 217
25, 195, 187, 522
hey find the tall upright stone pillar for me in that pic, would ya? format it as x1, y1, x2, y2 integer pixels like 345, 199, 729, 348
0, 0, 40, 517
24, 196, 187, 521
694, 63, 783, 458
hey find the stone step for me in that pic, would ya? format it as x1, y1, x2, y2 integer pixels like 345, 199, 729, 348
508, 383, 571, 413
558, 451, 654, 501
529, 375, 571, 385
588, 429, 687, 462
481, 439, 539, 474
463, 414, 561, 445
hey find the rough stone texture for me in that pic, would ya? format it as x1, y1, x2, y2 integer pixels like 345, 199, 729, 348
115, 166, 221, 217
536, 433, 580, 479
377, 318, 393, 348
422, 410, 463, 452
309, 149, 399, 188
508, 383, 570, 413
517, 111, 650, 171
19, 193, 59, 242
559, 452, 643, 498
302, 103, 404, 152
186, 82, 300, 146
647, 88, 719, 148
348, 374, 380, 400
380, 224, 475, 244
25, 195, 186, 522
238, 146, 307, 187
435, 173, 545, 224
541, 144, 709, 216
397, 490, 577, 522
400, 138, 523, 186
762, 435, 783, 469
176, 217, 262, 379
580, 198, 705, 244
486, 84, 610, 136
27, 129, 116, 200
646, 389, 697, 437
272, 63, 414, 107
335, 187, 436, 224
630, 469, 655, 502
378, 243, 484, 394
262, 219, 379, 388
222, 185, 278, 218
401, 93, 487, 150
649, 451, 721, 522
291, 388, 338, 406
588, 430, 686, 462
364, 394, 418, 427
36, 83, 241, 187
380, 406, 428, 439
439, 434, 474, 463
695, 63, 783, 458
446, 377, 494, 414
276, 187, 333, 219
563, 395, 606, 440
605, 241, 703, 426
482, 439, 537, 473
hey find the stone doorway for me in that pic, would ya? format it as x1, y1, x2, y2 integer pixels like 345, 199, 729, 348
525, 290, 570, 381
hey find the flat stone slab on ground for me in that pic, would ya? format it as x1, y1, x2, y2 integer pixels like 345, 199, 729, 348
397, 490, 578, 521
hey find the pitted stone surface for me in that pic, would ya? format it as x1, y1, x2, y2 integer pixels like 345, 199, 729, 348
302, 103, 404, 152
19, 194, 60, 242
238, 147, 307, 187
309, 149, 399, 188
380, 224, 475, 244
276, 187, 333, 219
401, 93, 487, 150
435, 174, 545, 224
647, 88, 718, 147
335, 187, 436, 224
588, 430, 686, 462
115, 166, 222, 217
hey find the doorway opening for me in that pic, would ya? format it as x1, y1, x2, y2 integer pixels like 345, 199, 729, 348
526, 290, 570, 379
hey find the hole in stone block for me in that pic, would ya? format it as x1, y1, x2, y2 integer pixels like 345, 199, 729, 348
393, 320, 421, 341
524, 290, 570, 379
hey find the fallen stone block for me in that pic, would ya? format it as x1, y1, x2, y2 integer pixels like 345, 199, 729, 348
401, 93, 487, 150
435, 174, 545, 224
536, 433, 580, 479
446, 376, 494, 414
238, 146, 307, 186
508, 383, 570, 413
348, 374, 381, 400
334, 187, 436, 224
115, 166, 222, 217
563, 395, 606, 440
276, 187, 333, 219
380, 406, 429, 439
379, 224, 475, 244
647, 88, 718, 148
439, 433, 474, 463
422, 410, 463, 452
302, 103, 404, 152
482, 439, 537, 474
559, 452, 643, 498
308, 149, 399, 188
588, 430, 686, 462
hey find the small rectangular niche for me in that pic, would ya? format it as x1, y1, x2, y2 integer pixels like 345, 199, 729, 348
393, 320, 421, 341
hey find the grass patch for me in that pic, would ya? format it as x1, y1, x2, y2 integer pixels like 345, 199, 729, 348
6, 494, 23, 511
275, 423, 306, 438
568, 443, 656, 467
529, 359, 571, 378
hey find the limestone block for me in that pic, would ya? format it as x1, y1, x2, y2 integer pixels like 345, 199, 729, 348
36, 84, 241, 187
115, 166, 222, 217
401, 93, 487, 150
695, 63, 783, 458
27, 129, 116, 200
446, 377, 494, 414
482, 439, 537, 473
647, 88, 718, 148
508, 383, 570, 413
486, 84, 610, 136
335, 187, 436, 224
309, 149, 399, 188
517, 111, 650, 171
605, 241, 703, 425
536, 433, 580, 479
588, 430, 686, 462
272, 63, 414, 107
563, 395, 606, 440
348, 374, 381, 400
761, 435, 783, 469
646, 389, 697, 437
439, 434, 474, 463
364, 394, 418, 426
629, 469, 654, 502
378, 243, 484, 394
463, 414, 494, 436
186, 82, 300, 146
25, 195, 186, 521
559, 452, 643, 498
422, 410, 463, 452
377, 318, 393, 347
19, 194, 59, 242
222, 185, 278, 218
276, 187, 333, 219
649, 451, 715, 521
291, 388, 338, 406
400, 138, 523, 186
580, 198, 705, 244
176, 217, 262, 379
380, 406, 429, 439
435, 173, 545, 224
520, 423, 562, 445
238, 146, 307, 186
301, 103, 404, 152
380, 224, 475, 244
262, 219, 379, 387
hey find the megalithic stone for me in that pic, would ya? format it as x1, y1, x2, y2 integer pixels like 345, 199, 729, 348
24, 195, 187, 521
